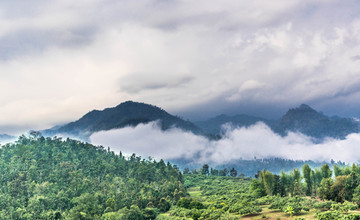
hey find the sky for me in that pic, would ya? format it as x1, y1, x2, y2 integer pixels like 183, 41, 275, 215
1, 0, 360, 134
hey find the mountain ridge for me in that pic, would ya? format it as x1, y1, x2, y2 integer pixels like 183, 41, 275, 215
43, 101, 202, 139
273, 104, 360, 139
42, 101, 360, 141
195, 103, 360, 140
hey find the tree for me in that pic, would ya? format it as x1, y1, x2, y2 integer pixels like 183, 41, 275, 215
331, 176, 348, 203
229, 168, 237, 177
318, 178, 333, 200
210, 168, 219, 176
302, 164, 312, 196
260, 170, 275, 196
250, 179, 266, 198
334, 165, 343, 177
219, 168, 228, 176
321, 164, 332, 179
202, 164, 209, 175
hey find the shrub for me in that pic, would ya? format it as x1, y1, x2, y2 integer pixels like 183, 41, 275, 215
317, 211, 344, 220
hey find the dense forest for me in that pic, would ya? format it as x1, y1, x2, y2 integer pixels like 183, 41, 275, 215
0, 134, 185, 219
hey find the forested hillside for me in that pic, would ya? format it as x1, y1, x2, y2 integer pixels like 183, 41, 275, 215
0, 135, 185, 219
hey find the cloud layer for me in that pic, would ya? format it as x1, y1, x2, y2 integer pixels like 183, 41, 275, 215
90, 122, 360, 164
1, 1, 360, 133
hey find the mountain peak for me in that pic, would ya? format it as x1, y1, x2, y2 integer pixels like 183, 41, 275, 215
286, 104, 318, 116
298, 104, 313, 110
274, 104, 359, 139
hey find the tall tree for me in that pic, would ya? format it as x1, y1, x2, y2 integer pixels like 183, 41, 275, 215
202, 164, 209, 175
302, 164, 312, 196
321, 164, 332, 179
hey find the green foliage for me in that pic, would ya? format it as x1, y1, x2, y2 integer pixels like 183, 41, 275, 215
0, 136, 185, 219
332, 201, 358, 214
284, 196, 305, 215
345, 213, 360, 220
250, 179, 266, 198
318, 178, 334, 200
317, 210, 344, 220
268, 196, 287, 210
171, 175, 259, 219
313, 201, 336, 211
303, 164, 312, 196
284, 205, 294, 217
176, 198, 204, 210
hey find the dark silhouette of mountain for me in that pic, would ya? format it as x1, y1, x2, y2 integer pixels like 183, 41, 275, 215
194, 114, 275, 134
44, 101, 202, 138
273, 104, 360, 139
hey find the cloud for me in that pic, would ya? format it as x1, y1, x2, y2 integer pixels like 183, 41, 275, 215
119, 73, 193, 94
1, 1, 360, 132
90, 122, 360, 164
226, 80, 266, 102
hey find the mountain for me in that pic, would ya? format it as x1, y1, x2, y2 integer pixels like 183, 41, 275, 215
43, 101, 360, 141
194, 114, 274, 134
43, 101, 202, 139
0, 134, 16, 143
273, 104, 360, 139
194, 104, 360, 140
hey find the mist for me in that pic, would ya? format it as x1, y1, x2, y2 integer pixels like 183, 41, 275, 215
90, 122, 360, 164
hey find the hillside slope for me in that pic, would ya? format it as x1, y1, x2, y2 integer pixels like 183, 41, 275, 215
0, 135, 185, 219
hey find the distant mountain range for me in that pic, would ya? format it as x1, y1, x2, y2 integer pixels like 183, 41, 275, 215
197, 104, 360, 139
42, 101, 360, 141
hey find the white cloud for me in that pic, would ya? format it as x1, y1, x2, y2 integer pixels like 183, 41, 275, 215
90, 122, 360, 164
0, 1, 360, 132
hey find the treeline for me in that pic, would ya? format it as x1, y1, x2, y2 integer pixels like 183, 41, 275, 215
183, 164, 241, 177
171, 157, 337, 177
0, 134, 186, 219
251, 163, 360, 204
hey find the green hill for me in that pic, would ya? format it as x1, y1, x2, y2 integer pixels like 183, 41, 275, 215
0, 135, 185, 219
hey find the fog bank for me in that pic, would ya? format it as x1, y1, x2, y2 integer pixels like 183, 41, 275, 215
90, 122, 360, 164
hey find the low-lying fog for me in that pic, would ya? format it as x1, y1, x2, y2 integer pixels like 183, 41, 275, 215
90, 121, 360, 164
